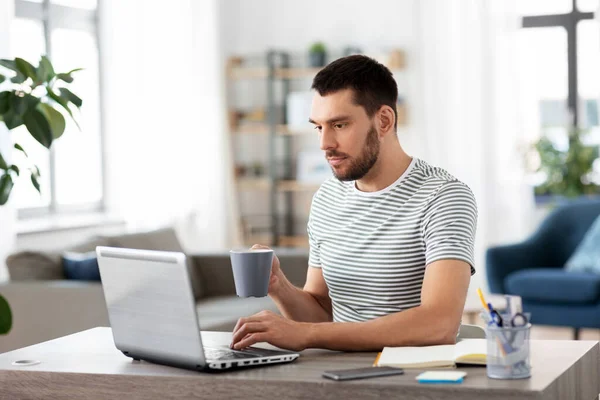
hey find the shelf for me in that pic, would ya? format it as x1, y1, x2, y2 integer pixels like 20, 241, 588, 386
236, 178, 321, 192
228, 67, 320, 80
232, 123, 313, 136
279, 235, 309, 248
236, 178, 271, 190
274, 67, 323, 79
278, 181, 321, 192
241, 234, 308, 248
228, 67, 269, 80
228, 66, 404, 81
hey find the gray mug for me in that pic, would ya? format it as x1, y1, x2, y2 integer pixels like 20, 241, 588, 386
230, 249, 274, 297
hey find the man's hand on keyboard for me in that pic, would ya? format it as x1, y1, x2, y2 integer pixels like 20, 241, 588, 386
230, 310, 310, 352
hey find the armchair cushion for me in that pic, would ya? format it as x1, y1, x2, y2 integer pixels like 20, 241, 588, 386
565, 214, 600, 273
505, 268, 600, 304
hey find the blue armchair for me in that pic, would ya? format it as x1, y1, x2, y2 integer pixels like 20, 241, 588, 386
486, 198, 600, 339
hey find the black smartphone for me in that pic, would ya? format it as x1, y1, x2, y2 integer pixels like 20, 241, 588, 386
322, 366, 404, 381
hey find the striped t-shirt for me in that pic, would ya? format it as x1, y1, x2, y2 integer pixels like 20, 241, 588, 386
307, 157, 477, 323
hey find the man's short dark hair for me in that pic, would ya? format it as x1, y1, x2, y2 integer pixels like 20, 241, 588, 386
311, 55, 398, 130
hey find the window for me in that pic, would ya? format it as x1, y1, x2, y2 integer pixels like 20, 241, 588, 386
519, 0, 600, 190
10, 0, 104, 217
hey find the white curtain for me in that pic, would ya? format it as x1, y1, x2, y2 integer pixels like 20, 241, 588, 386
100, 0, 240, 251
412, 0, 535, 297
0, 0, 16, 282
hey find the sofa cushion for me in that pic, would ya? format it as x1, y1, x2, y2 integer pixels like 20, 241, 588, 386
565, 214, 600, 273
63, 251, 101, 281
105, 227, 183, 252
505, 268, 600, 304
6, 251, 63, 281
196, 295, 278, 331
104, 227, 204, 299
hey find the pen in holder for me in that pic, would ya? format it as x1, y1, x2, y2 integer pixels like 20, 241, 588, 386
483, 311, 532, 380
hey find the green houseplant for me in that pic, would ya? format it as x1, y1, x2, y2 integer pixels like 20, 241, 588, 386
0, 55, 83, 334
530, 127, 600, 198
308, 42, 327, 68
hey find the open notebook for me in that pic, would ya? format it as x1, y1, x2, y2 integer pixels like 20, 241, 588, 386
375, 339, 487, 369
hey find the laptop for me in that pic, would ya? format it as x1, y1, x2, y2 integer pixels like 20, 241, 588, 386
96, 246, 300, 371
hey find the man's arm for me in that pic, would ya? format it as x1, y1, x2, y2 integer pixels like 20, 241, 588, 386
270, 266, 332, 323
231, 259, 471, 351
249, 244, 331, 323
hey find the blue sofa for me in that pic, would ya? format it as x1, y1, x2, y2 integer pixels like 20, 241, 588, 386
486, 198, 600, 339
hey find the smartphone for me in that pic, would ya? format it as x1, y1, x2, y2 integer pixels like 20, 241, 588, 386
322, 366, 404, 381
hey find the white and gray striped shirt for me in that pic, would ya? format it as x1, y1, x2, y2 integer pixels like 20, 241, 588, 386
307, 157, 477, 323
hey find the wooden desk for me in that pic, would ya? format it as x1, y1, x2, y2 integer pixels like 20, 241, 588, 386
0, 328, 598, 400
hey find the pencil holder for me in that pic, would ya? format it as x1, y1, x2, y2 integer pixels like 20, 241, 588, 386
486, 323, 531, 379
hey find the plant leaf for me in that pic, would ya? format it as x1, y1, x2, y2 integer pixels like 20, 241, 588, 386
0, 74, 5, 84
0, 173, 14, 206
0, 91, 10, 114
10, 73, 26, 84
56, 73, 73, 83
55, 67, 83, 84
30, 170, 41, 193
11, 93, 27, 116
46, 87, 80, 130
14, 143, 28, 157
0, 152, 7, 170
23, 108, 53, 148
9, 165, 19, 176
47, 87, 72, 117
0, 59, 18, 72
0, 294, 12, 335
37, 102, 66, 139
15, 58, 37, 81
37, 55, 55, 82
58, 87, 82, 108
66, 67, 84, 75
3, 108, 24, 130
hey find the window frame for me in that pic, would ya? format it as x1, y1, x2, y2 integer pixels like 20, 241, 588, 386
521, 0, 595, 128
13, 0, 107, 219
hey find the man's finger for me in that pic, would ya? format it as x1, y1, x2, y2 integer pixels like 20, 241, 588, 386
250, 244, 271, 250
231, 322, 265, 347
232, 313, 264, 336
234, 333, 268, 350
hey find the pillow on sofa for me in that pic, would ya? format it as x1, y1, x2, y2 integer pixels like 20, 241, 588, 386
565, 214, 600, 273
63, 251, 101, 281
6, 251, 63, 281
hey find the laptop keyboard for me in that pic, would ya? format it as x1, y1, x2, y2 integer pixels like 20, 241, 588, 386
203, 347, 259, 360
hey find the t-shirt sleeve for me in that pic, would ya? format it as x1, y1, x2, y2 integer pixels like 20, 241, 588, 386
421, 181, 477, 274
307, 192, 322, 268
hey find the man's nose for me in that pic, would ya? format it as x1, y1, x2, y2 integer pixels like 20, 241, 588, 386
319, 127, 337, 151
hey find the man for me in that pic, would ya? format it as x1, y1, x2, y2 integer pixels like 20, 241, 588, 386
230, 55, 477, 352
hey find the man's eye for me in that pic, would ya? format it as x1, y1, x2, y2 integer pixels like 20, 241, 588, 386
334, 123, 347, 129
314, 126, 322, 132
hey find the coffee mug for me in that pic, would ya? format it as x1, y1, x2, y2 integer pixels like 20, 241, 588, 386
230, 249, 274, 297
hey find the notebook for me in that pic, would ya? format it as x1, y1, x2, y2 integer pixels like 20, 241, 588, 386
375, 339, 487, 369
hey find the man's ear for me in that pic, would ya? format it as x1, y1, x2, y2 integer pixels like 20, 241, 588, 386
377, 105, 396, 137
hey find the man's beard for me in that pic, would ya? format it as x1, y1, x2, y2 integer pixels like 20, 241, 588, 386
327, 125, 380, 181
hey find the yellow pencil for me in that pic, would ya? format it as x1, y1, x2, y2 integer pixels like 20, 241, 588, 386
477, 288, 490, 312
373, 352, 382, 367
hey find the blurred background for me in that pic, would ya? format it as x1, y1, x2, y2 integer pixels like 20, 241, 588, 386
2, 0, 600, 350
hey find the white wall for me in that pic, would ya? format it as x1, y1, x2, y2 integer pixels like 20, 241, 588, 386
0, 0, 16, 282
99, 0, 235, 252
220, 0, 423, 153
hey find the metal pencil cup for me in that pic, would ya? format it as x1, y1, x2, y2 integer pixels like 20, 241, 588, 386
486, 323, 532, 379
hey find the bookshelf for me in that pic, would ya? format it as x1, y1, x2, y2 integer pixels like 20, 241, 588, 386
227, 50, 407, 248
